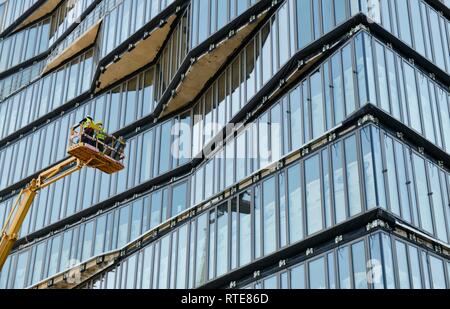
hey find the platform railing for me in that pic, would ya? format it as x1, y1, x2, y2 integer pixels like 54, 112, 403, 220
69, 124, 125, 163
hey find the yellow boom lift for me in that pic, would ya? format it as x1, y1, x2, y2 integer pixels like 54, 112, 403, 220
0, 123, 126, 270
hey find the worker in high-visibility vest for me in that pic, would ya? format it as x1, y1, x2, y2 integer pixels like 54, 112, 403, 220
79, 116, 96, 146
96, 121, 107, 152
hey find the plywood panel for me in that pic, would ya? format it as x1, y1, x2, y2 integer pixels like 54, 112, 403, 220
15, 0, 63, 32
96, 14, 177, 93
160, 11, 269, 117
43, 20, 102, 74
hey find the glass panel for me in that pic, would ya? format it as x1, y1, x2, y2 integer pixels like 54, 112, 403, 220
412, 154, 433, 234
309, 257, 326, 289
332, 52, 344, 122
117, 206, 130, 248
287, 163, 303, 243
403, 63, 422, 134
130, 200, 143, 241
396, 0, 412, 45
296, 0, 312, 49
338, 246, 351, 289
428, 164, 448, 243
195, 213, 208, 286
311, 70, 324, 139
332, 141, 346, 223
239, 191, 252, 266
395, 241, 411, 289
176, 225, 188, 289
429, 255, 446, 289
171, 181, 187, 217
13, 251, 29, 289
374, 41, 390, 112
263, 177, 276, 255
381, 233, 395, 288
158, 235, 170, 289
327, 252, 336, 289
361, 127, 377, 209
351, 241, 367, 289
342, 44, 355, 115
305, 154, 322, 235
290, 264, 305, 289
345, 135, 361, 216
289, 86, 302, 150
384, 136, 400, 216
408, 245, 422, 289
216, 203, 229, 277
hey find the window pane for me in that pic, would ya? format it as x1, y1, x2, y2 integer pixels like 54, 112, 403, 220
195, 213, 208, 286
403, 63, 422, 134
338, 246, 351, 289
384, 136, 400, 216
361, 128, 377, 209
396, 0, 412, 45
374, 42, 390, 113
305, 154, 322, 235
287, 163, 303, 243
429, 255, 446, 289
216, 203, 229, 277
428, 164, 448, 243
239, 191, 252, 266
342, 44, 355, 115
263, 177, 276, 255
412, 154, 433, 234
395, 241, 410, 289
158, 235, 170, 289
345, 135, 361, 216
311, 70, 324, 139
408, 245, 422, 289
176, 225, 188, 288
290, 264, 305, 289
118, 206, 130, 248
331, 52, 344, 125
351, 241, 367, 289
332, 142, 346, 223
171, 181, 187, 217
289, 86, 302, 150
82, 221, 94, 262
14, 251, 29, 289
296, 0, 312, 49
309, 257, 326, 289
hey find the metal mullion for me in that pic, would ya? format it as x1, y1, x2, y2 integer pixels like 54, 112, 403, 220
274, 171, 281, 251
391, 134, 404, 219
166, 232, 173, 289
326, 144, 336, 227
424, 159, 438, 239
341, 137, 350, 221
172, 229, 179, 289
378, 128, 390, 213
423, 5, 437, 68
318, 149, 326, 231
184, 223, 191, 289
409, 148, 424, 231
438, 171, 450, 244
250, 185, 255, 261
350, 129, 363, 217
300, 160, 307, 241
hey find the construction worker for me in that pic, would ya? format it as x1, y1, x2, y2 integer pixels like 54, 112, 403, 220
79, 116, 95, 146
95, 121, 107, 152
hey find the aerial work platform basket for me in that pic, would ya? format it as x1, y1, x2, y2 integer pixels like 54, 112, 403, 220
67, 124, 125, 174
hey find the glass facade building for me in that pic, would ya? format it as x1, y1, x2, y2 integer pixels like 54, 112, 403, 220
0, 0, 449, 289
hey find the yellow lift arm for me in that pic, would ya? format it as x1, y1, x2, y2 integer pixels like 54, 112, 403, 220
0, 124, 126, 271
0, 157, 85, 270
